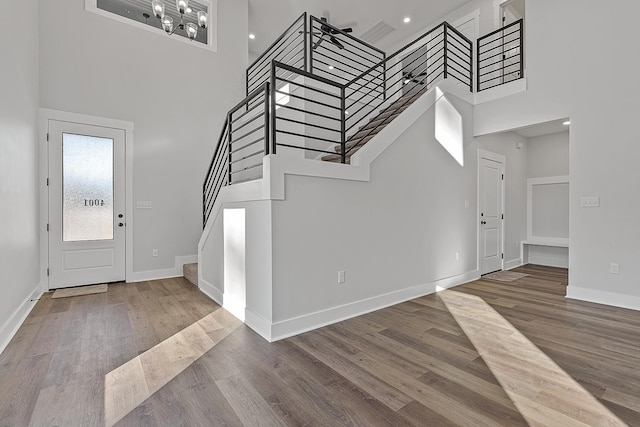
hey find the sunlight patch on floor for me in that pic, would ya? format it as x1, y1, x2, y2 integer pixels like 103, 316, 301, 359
104, 309, 239, 427
439, 290, 625, 427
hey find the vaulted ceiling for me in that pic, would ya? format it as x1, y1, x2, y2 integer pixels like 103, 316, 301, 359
248, 0, 474, 55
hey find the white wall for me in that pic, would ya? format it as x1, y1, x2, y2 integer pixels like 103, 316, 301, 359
0, 0, 41, 351
528, 131, 569, 178
39, 0, 248, 275
475, 132, 528, 267
271, 93, 478, 324
474, 0, 640, 309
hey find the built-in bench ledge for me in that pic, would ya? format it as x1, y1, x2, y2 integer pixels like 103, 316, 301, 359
521, 238, 569, 267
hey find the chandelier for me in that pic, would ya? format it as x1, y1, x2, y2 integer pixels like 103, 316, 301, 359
150, 0, 208, 40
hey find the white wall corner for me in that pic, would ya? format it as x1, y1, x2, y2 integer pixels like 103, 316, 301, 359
0, 285, 43, 355
268, 269, 480, 342
567, 287, 640, 313
245, 310, 273, 342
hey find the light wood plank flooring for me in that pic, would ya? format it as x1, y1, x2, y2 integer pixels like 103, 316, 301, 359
1, 265, 639, 426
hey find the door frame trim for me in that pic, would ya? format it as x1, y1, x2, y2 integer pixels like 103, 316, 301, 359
477, 149, 506, 273
39, 108, 134, 291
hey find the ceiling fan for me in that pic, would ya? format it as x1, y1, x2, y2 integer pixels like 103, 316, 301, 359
305, 12, 356, 51
403, 70, 428, 85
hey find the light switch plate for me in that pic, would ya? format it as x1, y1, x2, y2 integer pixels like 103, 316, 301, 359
580, 196, 599, 207
137, 201, 152, 209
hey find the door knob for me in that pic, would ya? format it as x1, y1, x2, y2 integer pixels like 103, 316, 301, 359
118, 222, 124, 227
481, 221, 487, 225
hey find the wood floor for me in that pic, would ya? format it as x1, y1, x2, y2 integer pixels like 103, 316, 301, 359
1, 265, 639, 426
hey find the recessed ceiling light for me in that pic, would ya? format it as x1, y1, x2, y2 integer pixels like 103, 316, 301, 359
249, 33, 256, 40
186, 7, 192, 13
328, 65, 334, 70
563, 120, 570, 125
403, 17, 411, 24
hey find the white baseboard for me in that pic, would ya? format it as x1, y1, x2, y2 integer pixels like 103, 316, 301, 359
127, 255, 197, 282
504, 258, 523, 270
198, 279, 223, 305
0, 285, 43, 355
268, 270, 480, 342
567, 286, 640, 312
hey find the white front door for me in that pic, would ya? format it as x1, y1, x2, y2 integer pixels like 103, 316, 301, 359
479, 155, 504, 274
48, 120, 126, 289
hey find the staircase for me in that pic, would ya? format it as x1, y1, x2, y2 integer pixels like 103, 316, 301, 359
203, 16, 474, 227
322, 86, 429, 164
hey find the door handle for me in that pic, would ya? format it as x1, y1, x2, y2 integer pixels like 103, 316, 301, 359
481, 221, 487, 225
118, 222, 124, 227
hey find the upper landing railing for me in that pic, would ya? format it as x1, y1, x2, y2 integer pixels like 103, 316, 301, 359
477, 19, 524, 91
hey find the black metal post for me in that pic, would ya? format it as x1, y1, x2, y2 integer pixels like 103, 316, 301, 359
270, 61, 277, 155
501, 26, 505, 85
264, 82, 270, 155
309, 17, 314, 75
383, 53, 387, 101
476, 37, 480, 92
303, 12, 308, 72
519, 20, 524, 79
227, 112, 233, 185
202, 181, 206, 227
443, 24, 448, 79
340, 86, 346, 164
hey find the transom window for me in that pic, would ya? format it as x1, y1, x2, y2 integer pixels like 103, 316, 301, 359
85, 0, 217, 50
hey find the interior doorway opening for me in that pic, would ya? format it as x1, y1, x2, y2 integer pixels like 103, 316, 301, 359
476, 117, 570, 295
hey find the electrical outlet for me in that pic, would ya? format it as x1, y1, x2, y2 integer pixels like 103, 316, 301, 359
609, 263, 619, 274
152, 249, 158, 257
338, 271, 345, 284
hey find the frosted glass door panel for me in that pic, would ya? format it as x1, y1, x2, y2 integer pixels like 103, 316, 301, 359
63, 133, 114, 242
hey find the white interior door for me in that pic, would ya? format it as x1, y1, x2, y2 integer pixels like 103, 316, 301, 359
501, 0, 525, 25
48, 120, 126, 289
479, 156, 504, 274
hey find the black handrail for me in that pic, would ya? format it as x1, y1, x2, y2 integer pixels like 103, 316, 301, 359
270, 60, 344, 157
246, 13, 307, 96
347, 22, 446, 87
309, 15, 386, 87
343, 22, 472, 148
203, 82, 270, 227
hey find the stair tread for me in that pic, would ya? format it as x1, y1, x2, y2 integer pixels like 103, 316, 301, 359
183, 263, 198, 287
